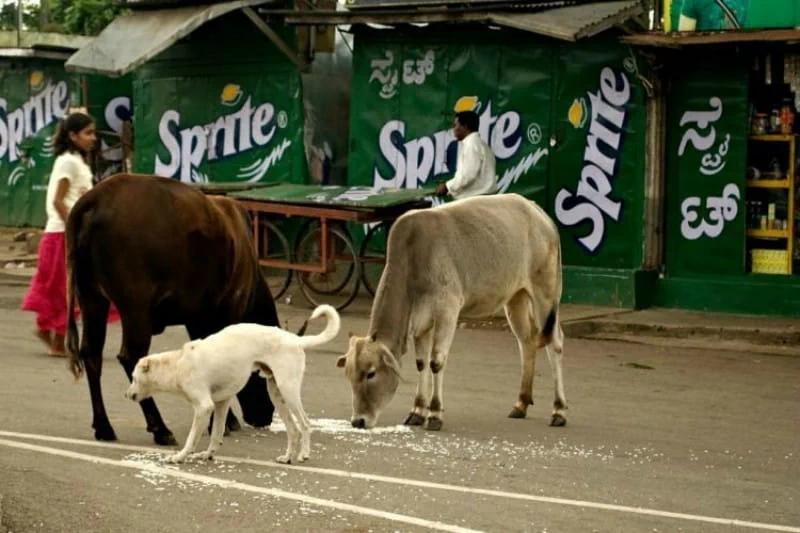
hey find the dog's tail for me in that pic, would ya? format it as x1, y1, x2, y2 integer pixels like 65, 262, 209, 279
295, 305, 341, 349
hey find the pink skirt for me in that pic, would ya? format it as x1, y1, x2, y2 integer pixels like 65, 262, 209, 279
21, 231, 120, 335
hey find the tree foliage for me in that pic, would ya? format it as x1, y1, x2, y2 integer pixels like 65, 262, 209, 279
0, 0, 128, 36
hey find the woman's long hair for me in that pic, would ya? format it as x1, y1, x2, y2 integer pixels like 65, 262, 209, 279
53, 112, 95, 158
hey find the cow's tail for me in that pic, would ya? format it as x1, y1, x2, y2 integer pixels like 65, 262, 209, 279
536, 233, 564, 353
295, 305, 341, 349
66, 200, 91, 380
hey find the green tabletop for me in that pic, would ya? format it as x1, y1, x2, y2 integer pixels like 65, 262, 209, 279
230, 184, 436, 209
191, 182, 279, 195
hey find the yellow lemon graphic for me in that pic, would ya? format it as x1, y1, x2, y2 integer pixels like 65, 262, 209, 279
568, 98, 587, 129
454, 96, 480, 113
29, 71, 45, 91
220, 84, 243, 106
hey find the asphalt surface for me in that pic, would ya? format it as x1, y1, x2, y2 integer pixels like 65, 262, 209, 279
0, 285, 798, 533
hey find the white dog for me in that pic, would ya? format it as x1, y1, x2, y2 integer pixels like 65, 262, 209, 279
125, 304, 340, 464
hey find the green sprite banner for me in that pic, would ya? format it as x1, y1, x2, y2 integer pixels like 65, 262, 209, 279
0, 65, 77, 227
134, 71, 306, 185
348, 31, 647, 269
549, 43, 647, 269
665, 55, 749, 276
348, 33, 552, 205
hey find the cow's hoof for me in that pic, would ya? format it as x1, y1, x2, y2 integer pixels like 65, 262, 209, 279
154, 431, 178, 446
550, 414, 567, 427
94, 425, 118, 442
403, 412, 425, 426
425, 417, 443, 431
508, 407, 527, 419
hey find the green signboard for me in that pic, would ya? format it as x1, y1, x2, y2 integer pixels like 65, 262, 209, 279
0, 64, 77, 227
348, 30, 647, 269
665, 54, 749, 276
665, 0, 800, 32
348, 32, 552, 205
130, 13, 307, 186
134, 72, 306, 185
549, 43, 647, 269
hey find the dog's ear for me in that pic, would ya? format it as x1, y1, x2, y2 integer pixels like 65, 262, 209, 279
336, 355, 347, 368
140, 359, 151, 373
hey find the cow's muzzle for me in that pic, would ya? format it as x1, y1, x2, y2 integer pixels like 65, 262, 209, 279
351, 418, 366, 429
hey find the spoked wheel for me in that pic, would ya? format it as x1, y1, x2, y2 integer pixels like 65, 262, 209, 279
294, 224, 361, 311
359, 221, 391, 297
257, 219, 293, 301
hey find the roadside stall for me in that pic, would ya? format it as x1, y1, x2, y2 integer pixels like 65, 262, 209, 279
0, 31, 89, 227
280, 0, 659, 308
623, 1, 800, 316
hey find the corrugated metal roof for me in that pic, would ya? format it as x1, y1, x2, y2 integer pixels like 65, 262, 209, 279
344, 0, 581, 10
280, 0, 644, 41
65, 0, 277, 77
488, 0, 644, 41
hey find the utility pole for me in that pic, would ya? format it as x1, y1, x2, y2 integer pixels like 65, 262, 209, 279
16, 0, 23, 46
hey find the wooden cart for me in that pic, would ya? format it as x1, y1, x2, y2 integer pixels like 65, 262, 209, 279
227, 184, 435, 311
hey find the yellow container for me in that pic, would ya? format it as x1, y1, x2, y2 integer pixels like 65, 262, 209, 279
751, 249, 789, 275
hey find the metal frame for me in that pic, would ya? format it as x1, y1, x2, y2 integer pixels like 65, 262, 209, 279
238, 198, 427, 275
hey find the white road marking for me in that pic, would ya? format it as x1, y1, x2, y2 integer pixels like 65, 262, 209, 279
0, 437, 480, 533
1, 430, 798, 533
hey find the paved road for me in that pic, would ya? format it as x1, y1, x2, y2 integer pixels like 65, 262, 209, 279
0, 286, 798, 533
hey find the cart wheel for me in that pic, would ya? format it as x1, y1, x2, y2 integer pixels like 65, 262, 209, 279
295, 226, 361, 311
258, 220, 293, 301
294, 218, 355, 253
294, 220, 354, 296
360, 221, 391, 297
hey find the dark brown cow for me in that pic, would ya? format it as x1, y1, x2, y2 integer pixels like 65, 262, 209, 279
65, 173, 280, 445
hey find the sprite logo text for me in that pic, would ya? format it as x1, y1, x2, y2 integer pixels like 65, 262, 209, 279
555, 67, 632, 253
374, 101, 523, 189
155, 96, 280, 183
0, 80, 69, 164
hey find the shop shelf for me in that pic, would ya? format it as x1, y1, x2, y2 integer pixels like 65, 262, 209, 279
746, 228, 791, 239
750, 134, 796, 142
746, 179, 792, 189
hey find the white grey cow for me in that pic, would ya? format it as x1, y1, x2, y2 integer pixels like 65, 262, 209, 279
337, 193, 567, 431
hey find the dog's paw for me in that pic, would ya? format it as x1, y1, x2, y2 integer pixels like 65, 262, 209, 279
275, 454, 292, 464
164, 453, 186, 464
190, 451, 215, 462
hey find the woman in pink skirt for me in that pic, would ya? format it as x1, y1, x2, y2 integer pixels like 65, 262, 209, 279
22, 112, 119, 357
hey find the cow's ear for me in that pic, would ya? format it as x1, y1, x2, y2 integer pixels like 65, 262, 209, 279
336, 355, 347, 368
140, 359, 151, 373
348, 331, 355, 339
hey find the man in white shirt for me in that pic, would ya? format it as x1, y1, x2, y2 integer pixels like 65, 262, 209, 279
435, 111, 497, 200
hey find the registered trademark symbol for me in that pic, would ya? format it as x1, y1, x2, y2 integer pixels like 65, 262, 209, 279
277, 111, 288, 129
527, 123, 542, 145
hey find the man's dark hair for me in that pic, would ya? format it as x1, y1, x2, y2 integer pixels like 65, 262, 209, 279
455, 111, 480, 133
